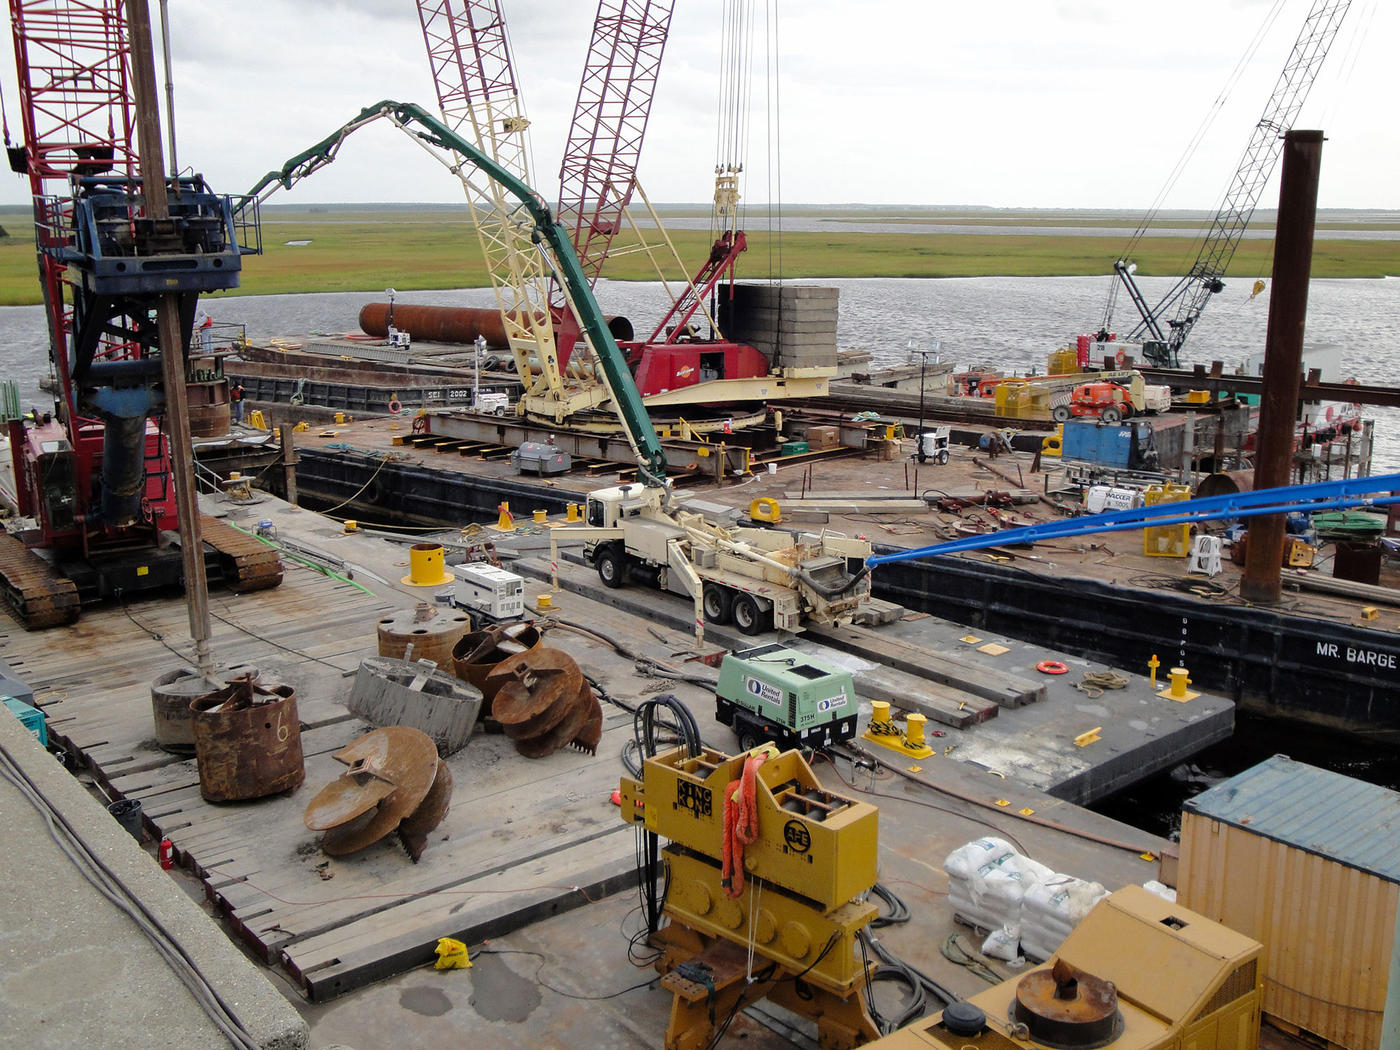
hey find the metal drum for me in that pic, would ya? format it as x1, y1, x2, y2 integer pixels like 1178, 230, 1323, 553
376, 603, 472, 669
451, 622, 541, 712
151, 666, 223, 754
191, 673, 304, 802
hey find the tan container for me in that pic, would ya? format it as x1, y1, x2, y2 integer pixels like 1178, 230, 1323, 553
1178, 756, 1398, 1050
804, 425, 840, 451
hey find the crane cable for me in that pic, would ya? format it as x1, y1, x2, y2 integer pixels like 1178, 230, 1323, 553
765, 0, 784, 284
1, 73, 12, 149
1104, 0, 1287, 331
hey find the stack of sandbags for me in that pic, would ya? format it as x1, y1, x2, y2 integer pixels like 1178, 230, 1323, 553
944, 837, 1053, 952
1018, 874, 1109, 962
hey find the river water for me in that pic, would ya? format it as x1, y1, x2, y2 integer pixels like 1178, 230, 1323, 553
5, 274, 1399, 469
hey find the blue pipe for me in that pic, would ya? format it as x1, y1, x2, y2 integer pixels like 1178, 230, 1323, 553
868, 472, 1400, 566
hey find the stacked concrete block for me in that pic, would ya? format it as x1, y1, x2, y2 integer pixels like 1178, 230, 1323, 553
718, 283, 839, 372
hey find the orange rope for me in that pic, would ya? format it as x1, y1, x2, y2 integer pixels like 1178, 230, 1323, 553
721, 751, 766, 898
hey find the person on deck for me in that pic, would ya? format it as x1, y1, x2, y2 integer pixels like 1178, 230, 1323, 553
230, 382, 245, 425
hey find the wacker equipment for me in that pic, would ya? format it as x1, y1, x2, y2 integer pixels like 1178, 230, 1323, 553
620, 745, 881, 1049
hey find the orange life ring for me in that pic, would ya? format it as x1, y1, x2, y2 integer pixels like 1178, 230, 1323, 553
1114, 350, 1126, 368
1036, 660, 1069, 675
388, 398, 402, 414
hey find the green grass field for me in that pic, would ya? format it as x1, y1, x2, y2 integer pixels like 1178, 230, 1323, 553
1, 204, 1396, 306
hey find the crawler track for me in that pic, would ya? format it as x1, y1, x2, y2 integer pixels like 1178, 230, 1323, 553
0, 531, 80, 630
200, 516, 283, 593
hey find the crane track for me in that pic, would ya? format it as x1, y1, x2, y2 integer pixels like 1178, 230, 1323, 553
0, 531, 80, 630
200, 516, 284, 593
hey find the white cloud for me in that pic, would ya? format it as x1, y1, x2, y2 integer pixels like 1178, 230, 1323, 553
0, 0, 1392, 210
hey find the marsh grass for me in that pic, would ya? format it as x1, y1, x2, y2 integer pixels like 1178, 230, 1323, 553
1, 205, 1395, 306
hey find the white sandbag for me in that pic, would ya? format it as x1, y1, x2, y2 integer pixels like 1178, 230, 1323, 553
944, 837, 1016, 881
1022, 875, 1107, 928
981, 926, 1023, 963
1000, 852, 1056, 884
948, 880, 1020, 934
1142, 880, 1177, 902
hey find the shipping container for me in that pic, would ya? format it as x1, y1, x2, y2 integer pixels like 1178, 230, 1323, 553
1178, 755, 1399, 1050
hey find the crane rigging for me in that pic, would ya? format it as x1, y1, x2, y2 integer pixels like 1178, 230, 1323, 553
1104, 0, 1351, 367
2, 0, 279, 630
412, 0, 823, 422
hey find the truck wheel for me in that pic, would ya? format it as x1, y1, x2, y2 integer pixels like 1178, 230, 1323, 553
732, 593, 765, 636
702, 584, 733, 624
1101, 405, 1123, 424
738, 728, 764, 752
596, 546, 626, 589
1052, 406, 1071, 423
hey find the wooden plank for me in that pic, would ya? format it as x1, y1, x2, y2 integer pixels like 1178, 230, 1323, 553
851, 665, 997, 728
809, 623, 1045, 707
282, 827, 639, 1001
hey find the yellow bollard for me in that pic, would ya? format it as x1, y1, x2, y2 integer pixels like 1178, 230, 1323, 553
869, 700, 891, 727
343, 520, 358, 533
495, 502, 515, 531
533, 509, 547, 524
334, 411, 345, 424
905, 712, 927, 749
566, 503, 580, 523
536, 593, 553, 610
1166, 667, 1191, 700
1147, 653, 1160, 689
400, 543, 454, 587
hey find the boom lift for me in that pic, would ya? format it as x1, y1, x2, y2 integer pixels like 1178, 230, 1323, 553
2, 0, 280, 629
1104, 0, 1350, 366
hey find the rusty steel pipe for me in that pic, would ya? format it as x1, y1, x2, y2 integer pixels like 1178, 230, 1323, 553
357, 302, 633, 348
191, 674, 305, 801
1242, 130, 1324, 605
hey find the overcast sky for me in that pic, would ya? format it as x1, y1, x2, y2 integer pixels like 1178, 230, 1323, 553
1, 0, 1393, 212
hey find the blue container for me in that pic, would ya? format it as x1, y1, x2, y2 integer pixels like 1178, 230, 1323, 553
2, 696, 47, 746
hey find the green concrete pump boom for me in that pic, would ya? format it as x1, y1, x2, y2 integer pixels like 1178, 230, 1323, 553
239, 100, 668, 486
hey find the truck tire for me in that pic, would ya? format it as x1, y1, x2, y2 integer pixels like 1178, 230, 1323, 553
737, 726, 765, 753
1101, 405, 1122, 424
596, 545, 626, 589
702, 584, 733, 624
937, 449, 949, 465
732, 593, 766, 636
1052, 405, 1071, 423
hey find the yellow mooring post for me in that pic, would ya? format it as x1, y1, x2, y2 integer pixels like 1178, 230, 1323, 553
1148, 653, 1161, 689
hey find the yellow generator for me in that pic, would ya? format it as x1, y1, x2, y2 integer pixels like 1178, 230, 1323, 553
865, 885, 1263, 1050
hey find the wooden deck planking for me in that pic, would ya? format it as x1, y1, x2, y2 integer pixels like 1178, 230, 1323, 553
3, 558, 654, 999
206, 724, 632, 961
282, 828, 640, 1001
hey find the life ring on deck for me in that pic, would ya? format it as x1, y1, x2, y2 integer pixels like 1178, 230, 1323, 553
1036, 660, 1069, 675
388, 398, 402, 414
1114, 350, 1126, 368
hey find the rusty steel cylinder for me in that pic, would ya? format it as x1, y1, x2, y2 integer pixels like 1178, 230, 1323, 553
357, 302, 634, 348
151, 666, 223, 754
191, 676, 305, 802
377, 603, 472, 670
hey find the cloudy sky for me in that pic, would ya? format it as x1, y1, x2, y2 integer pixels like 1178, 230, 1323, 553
1, 0, 1393, 212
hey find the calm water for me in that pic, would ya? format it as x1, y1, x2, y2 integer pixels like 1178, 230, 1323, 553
5, 274, 1399, 468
